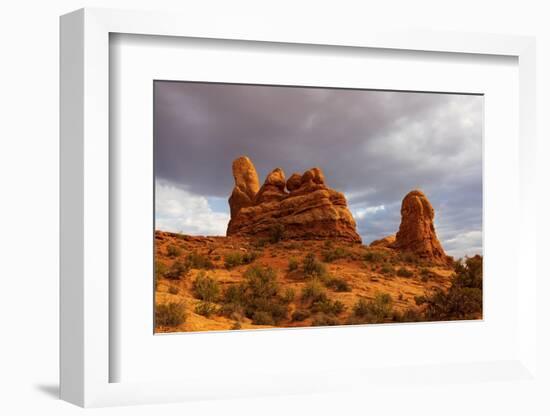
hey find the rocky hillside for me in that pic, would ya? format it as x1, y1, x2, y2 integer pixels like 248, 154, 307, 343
154, 231, 459, 333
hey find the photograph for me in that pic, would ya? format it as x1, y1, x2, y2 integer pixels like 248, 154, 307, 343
153, 81, 483, 333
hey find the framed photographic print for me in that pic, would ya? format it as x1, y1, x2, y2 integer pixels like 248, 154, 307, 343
60, 7, 539, 408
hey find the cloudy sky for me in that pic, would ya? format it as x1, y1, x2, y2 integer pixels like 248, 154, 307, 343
154, 81, 483, 258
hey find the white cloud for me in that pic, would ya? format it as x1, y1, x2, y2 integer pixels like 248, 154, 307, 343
443, 230, 483, 259
353, 204, 386, 220
155, 181, 229, 236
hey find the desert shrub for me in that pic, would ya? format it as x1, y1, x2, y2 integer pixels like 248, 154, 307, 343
281, 287, 296, 304
218, 301, 245, 321
224, 252, 244, 269
244, 265, 279, 298
351, 293, 393, 324
414, 255, 482, 321
155, 302, 186, 327
325, 276, 351, 292
192, 271, 220, 301
269, 223, 286, 243
312, 314, 339, 326
164, 260, 190, 280
414, 287, 482, 321
311, 299, 346, 316
301, 279, 328, 304
284, 242, 301, 250
224, 250, 260, 269
419, 267, 434, 282
223, 284, 246, 305
380, 264, 395, 276
398, 252, 419, 264
363, 250, 388, 263
396, 267, 414, 278
186, 251, 214, 269
220, 265, 289, 325
453, 255, 483, 289
287, 257, 299, 272
252, 238, 269, 249
194, 301, 217, 317
168, 285, 179, 295
243, 250, 261, 264
393, 308, 423, 323
155, 262, 168, 279
302, 253, 327, 278
291, 309, 311, 322
322, 247, 350, 263
252, 311, 275, 325
166, 244, 182, 258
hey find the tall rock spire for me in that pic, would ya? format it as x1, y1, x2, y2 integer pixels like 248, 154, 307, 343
391, 189, 451, 264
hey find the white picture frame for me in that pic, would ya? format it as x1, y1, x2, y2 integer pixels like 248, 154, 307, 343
60, 7, 538, 408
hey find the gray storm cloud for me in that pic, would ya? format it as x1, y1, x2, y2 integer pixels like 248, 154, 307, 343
154, 81, 483, 258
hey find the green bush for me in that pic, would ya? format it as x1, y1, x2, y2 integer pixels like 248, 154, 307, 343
156, 302, 186, 327
192, 271, 220, 301
284, 242, 300, 250
380, 264, 395, 276
287, 257, 299, 272
194, 301, 217, 317
224, 252, 243, 269
155, 262, 168, 279
302, 253, 327, 278
251, 310, 274, 325
164, 260, 190, 280
224, 250, 260, 269
301, 279, 328, 304
351, 293, 393, 324
166, 244, 182, 258
252, 238, 269, 249
396, 267, 413, 278
312, 314, 339, 326
269, 223, 285, 243
223, 284, 245, 305
291, 309, 311, 322
392, 308, 423, 323
363, 250, 388, 263
186, 251, 214, 269
419, 268, 432, 280
325, 277, 351, 292
218, 301, 244, 320
415, 255, 483, 321
244, 265, 279, 298
398, 252, 419, 264
220, 265, 290, 326
322, 247, 350, 263
281, 287, 296, 304
311, 299, 346, 315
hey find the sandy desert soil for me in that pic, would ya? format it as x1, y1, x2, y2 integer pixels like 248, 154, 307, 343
154, 231, 460, 333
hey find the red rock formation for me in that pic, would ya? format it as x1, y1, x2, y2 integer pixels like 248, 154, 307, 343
369, 235, 396, 248
390, 189, 451, 264
227, 158, 361, 243
228, 156, 260, 218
